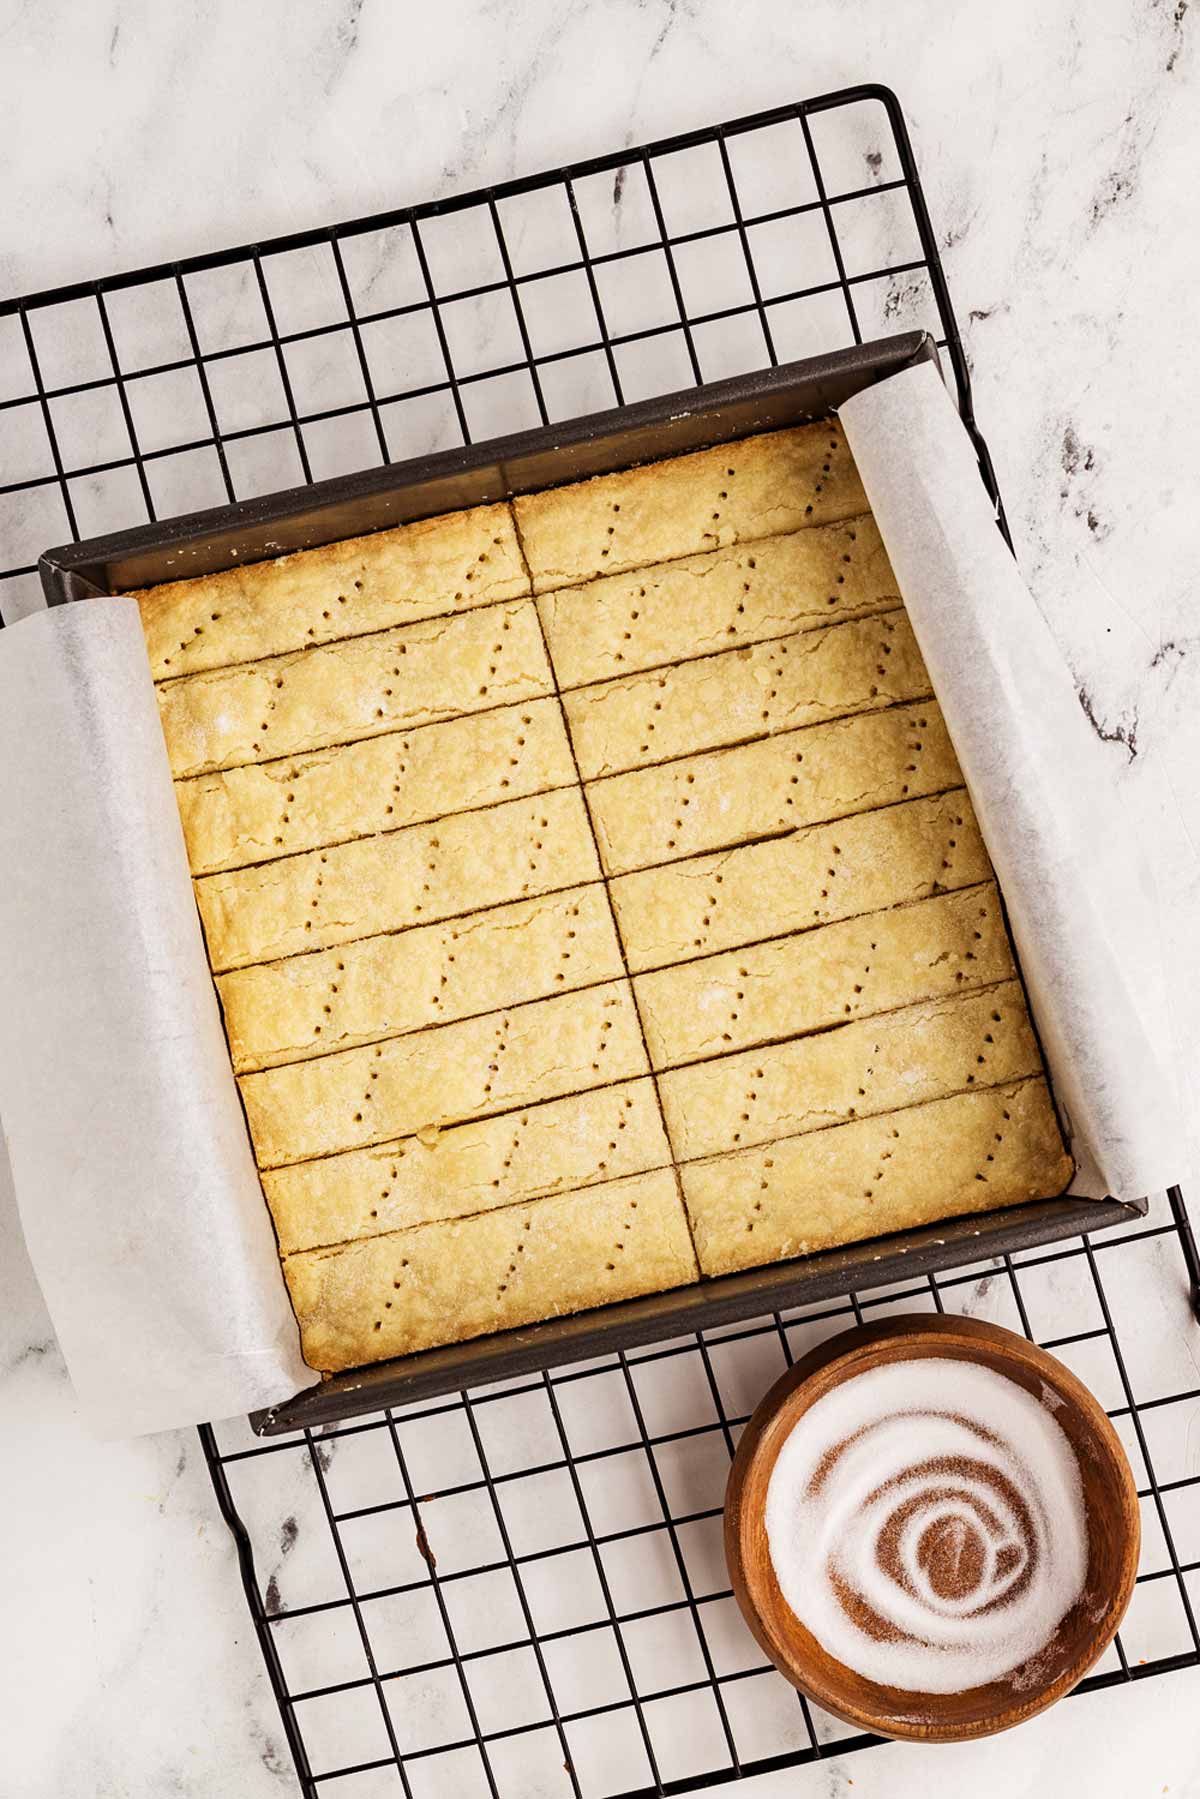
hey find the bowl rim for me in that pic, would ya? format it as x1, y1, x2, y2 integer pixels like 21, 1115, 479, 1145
724, 1313, 1141, 1742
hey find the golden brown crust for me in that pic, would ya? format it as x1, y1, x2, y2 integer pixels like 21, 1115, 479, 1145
658, 982, 1040, 1162
217, 882, 623, 1072
238, 978, 649, 1168
134, 503, 528, 680
536, 515, 896, 687
283, 1166, 698, 1372
609, 790, 990, 974
634, 884, 1014, 1068
564, 610, 931, 780
176, 697, 575, 875
195, 785, 600, 972
514, 423, 866, 592
261, 1078, 671, 1254
681, 1080, 1073, 1277
588, 699, 958, 875
156, 600, 552, 779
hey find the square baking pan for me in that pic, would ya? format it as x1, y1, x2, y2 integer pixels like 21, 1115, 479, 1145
38, 328, 1140, 1433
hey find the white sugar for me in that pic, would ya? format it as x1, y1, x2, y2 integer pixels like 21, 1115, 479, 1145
764, 1357, 1087, 1695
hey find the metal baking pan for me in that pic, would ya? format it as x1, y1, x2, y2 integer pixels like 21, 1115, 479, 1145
39, 329, 1139, 1434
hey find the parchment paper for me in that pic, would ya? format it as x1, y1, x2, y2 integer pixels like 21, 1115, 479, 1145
0, 597, 317, 1437
840, 360, 1190, 1200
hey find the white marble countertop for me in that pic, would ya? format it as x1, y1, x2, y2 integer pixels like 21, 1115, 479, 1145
3, 2, 1199, 1794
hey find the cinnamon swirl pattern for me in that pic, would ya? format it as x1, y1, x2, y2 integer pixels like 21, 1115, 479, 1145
765, 1359, 1087, 1694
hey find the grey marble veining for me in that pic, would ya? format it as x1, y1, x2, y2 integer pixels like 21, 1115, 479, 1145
1, 1, 1199, 1794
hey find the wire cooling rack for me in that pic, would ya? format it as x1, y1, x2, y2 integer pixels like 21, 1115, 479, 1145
3, 83, 1199, 1798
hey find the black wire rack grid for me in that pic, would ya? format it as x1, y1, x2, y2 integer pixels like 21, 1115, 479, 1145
3, 83, 1199, 1799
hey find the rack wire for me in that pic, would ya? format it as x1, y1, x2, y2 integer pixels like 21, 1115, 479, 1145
3, 84, 1198, 1798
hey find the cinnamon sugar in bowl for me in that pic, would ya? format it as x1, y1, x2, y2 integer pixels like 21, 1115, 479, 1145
725, 1315, 1139, 1741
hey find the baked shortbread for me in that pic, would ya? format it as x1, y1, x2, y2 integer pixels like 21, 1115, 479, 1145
138, 424, 1071, 1374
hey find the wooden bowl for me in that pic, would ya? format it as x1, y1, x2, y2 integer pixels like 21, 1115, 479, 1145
725, 1314, 1139, 1741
